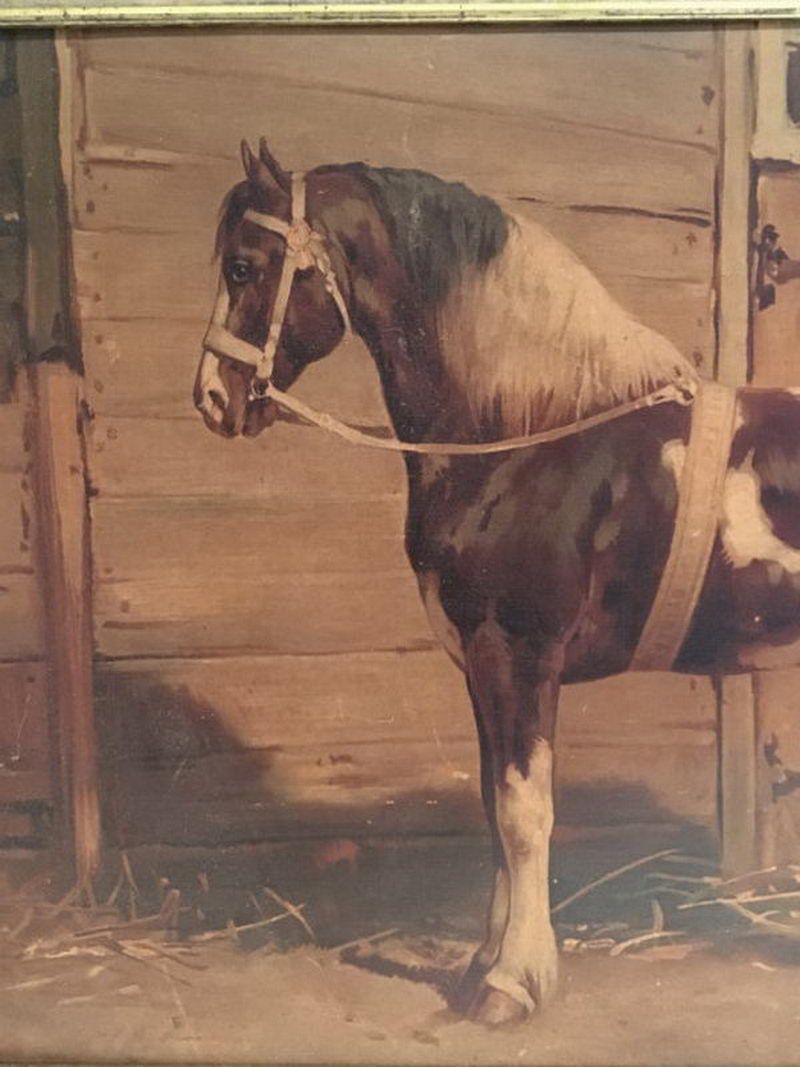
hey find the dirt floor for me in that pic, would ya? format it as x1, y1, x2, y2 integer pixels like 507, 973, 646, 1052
3, 831, 800, 1066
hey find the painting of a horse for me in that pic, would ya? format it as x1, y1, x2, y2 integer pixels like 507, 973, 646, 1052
195, 140, 800, 1026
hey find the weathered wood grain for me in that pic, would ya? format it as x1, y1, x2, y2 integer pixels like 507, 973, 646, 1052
83, 324, 389, 424
80, 66, 716, 219
30, 364, 100, 882
94, 568, 433, 659
751, 669, 800, 867
0, 575, 43, 660
0, 404, 26, 473
98, 652, 717, 751
0, 469, 41, 659
92, 496, 409, 582
99, 654, 717, 842
0, 471, 35, 577
0, 663, 50, 791
0, 417, 41, 660
77, 28, 719, 149
86, 415, 407, 501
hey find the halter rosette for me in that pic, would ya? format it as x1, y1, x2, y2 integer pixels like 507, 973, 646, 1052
200, 171, 352, 404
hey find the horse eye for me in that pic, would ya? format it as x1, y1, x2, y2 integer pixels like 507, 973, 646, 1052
228, 259, 252, 285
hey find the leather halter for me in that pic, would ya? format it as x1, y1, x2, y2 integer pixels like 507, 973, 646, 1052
202, 171, 352, 400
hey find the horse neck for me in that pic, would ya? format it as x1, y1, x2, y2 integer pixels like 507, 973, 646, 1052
320, 179, 453, 444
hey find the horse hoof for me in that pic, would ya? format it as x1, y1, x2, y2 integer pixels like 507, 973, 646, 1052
451, 957, 490, 1014
470, 988, 529, 1029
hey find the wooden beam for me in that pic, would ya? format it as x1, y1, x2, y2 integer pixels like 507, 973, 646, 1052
716, 24, 755, 387
718, 674, 759, 877
29, 360, 99, 888
715, 26, 760, 875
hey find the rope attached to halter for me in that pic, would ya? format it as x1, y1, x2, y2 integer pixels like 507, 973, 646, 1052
260, 378, 695, 455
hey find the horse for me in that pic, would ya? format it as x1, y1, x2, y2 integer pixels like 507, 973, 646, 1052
194, 139, 800, 1027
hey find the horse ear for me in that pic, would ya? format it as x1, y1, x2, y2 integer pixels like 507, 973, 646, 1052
241, 139, 258, 180
259, 137, 291, 193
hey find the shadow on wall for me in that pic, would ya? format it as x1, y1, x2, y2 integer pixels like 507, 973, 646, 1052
94, 673, 716, 855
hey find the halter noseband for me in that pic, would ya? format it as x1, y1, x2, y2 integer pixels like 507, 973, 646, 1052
202, 171, 352, 400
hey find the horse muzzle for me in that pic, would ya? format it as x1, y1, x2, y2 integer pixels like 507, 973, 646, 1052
194, 348, 277, 438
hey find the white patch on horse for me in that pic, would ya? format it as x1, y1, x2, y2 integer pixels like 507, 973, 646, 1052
484, 745, 557, 1013
661, 439, 686, 483
593, 471, 629, 552
437, 213, 697, 435
418, 572, 465, 669
721, 450, 800, 573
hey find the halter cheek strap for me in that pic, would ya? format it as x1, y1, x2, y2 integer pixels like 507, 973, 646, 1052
201, 171, 352, 394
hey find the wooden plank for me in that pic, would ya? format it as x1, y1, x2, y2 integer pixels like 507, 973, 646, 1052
0, 410, 42, 660
83, 324, 389, 424
98, 653, 717, 751
93, 497, 409, 586
0, 471, 35, 573
30, 364, 100, 885
86, 416, 407, 501
0, 663, 51, 799
77, 28, 718, 149
71, 215, 711, 324
717, 27, 755, 387
72, 161, 715, 288
751, 669, 800, 867
718, 673, 759, 877
95, 568, 433, 658
100, 655, 717, 842
80, 66, 716, 218
0, 576, 43, 660
0, 403, 26, 473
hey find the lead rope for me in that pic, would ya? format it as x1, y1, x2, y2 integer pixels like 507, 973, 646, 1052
261, 379, 696, 455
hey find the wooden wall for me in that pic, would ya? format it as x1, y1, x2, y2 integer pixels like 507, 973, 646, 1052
59, 26, 722, 845
0, 36, 52, 827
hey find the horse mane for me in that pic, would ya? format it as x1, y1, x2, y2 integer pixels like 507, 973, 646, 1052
345, 164, 697, 434
217, 161, 698, 435
435, 211, 698, 434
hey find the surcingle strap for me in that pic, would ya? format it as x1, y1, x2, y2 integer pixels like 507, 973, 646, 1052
630, 381, 738, 671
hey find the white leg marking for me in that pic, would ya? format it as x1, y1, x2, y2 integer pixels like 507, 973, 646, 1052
474, 866, 510, 969
484, 744, 557, 1014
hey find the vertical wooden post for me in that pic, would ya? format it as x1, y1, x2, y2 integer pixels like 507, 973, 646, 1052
30, 364, 100, 889
718, 675, 759, 877
715, 26, 762, 876
16, 34, 100, 888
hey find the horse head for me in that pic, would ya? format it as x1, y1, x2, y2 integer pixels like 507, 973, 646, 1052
195, 139, 349, 437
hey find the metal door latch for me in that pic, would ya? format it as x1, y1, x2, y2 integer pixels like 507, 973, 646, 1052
755, 224, 800, 310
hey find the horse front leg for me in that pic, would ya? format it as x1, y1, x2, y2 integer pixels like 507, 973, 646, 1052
453, 704, 510, 1011
464, 620, 561, 1027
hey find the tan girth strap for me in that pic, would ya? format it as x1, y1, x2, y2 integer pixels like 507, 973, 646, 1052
630, 381, 737, 671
